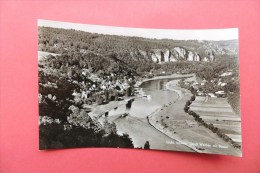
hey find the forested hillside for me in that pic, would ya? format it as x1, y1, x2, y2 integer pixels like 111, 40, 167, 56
38, 26, 238, 78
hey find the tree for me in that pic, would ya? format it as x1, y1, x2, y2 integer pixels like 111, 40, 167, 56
126, 87, 132, 97
104, 89, 109, 102
114, 90, 119, 101
96, 94, 104, 105
190, 95, 195, 101
103, 120, 117, 135
144, 141, 150, 149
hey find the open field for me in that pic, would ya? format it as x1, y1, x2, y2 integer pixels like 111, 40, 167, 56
190, 96, 241, 145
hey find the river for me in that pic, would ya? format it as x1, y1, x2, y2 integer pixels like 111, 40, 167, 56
108, 78, 179, 118
103, 77, 193, 152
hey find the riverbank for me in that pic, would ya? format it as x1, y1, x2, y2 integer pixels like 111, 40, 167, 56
109, 115, 194, 152
135, 74, 194, 88
86, 95, 142, 120
147, 75, 241, 156
147, 75, 202, 152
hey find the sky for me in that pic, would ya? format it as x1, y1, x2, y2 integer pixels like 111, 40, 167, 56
38, 19, 238, 41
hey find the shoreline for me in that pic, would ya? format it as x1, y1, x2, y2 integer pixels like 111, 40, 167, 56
146, 75, 202, 152
165, 80, 184, 99
164, 73, 196, 99
135, 73, 194, 88
86, 95, 142, 119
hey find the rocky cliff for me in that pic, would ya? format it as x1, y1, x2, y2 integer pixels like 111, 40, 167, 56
131, 47, 215, 63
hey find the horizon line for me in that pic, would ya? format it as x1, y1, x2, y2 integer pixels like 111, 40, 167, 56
38, 19, 239, 41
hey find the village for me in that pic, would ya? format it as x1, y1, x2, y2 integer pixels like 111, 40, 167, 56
177, 70, 238, 100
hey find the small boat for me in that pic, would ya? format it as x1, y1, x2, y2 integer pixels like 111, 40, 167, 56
142, 95, 152, 100
121, 113, 129, 117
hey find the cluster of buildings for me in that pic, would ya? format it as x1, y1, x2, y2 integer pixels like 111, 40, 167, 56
70, 70, 134, 104
187, 71, 233, 98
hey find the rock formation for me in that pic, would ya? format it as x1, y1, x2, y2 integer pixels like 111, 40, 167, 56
135, 46, 214, 63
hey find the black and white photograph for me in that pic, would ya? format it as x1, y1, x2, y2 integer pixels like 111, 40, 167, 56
38, 19, 241, 156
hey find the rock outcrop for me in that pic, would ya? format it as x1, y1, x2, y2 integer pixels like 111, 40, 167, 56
135, 47, 214, 63
173, 47, 187, 60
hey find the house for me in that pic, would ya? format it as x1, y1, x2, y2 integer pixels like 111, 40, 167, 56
197, 91, 205, 96
100, 84, 107, 90
80, 49, 87, 53
208, 93, 217, 98
217, 80, 227, 87
81, 91, 88, 99
192, 82, 198, 86
215, 90, 226, 97
121, 82, 130, 90
201, 79, 207, 86
220, 83, 227, 87
53, 43, 62, 48
220, 72, 232, 77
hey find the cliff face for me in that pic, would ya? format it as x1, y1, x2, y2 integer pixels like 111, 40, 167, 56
133, 47, 215, 63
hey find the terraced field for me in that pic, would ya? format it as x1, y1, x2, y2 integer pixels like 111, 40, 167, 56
190, 96, 241, 145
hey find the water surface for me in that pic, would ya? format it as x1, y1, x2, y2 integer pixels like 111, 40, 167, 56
108, 78, 179, 118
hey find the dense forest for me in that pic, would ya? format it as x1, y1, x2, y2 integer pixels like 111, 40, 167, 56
38, 26, 240, 149
38, 27, 239, 78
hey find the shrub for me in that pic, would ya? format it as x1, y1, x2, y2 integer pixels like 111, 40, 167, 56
190, 95, 196, 101
144, 141, 150, 149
